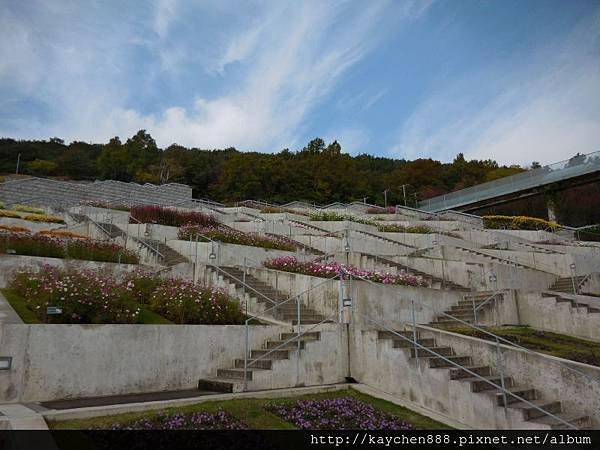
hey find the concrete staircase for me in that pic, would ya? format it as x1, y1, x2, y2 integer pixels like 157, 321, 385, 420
361, 253, 470, 292
211, 266, 329, 325
428, 292, 503, 327
456, 247, 533, 270
197, 331, 321, 393
377, 330, 591, 429
136, 237, 188, 266
353, 229, 417, 250
549, 275, 589, 294
541, 292, 600, 314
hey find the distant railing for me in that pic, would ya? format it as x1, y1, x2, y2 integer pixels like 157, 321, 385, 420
419, 151, 600, 212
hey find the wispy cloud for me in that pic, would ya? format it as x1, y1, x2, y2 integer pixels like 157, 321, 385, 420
0, 0, 433, 151
390, 8, 600, 165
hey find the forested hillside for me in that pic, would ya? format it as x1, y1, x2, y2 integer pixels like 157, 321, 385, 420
0, 130, 524, 205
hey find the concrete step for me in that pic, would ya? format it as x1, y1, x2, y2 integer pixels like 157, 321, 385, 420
486, 386, 537, 406
410, 346, 454, 357
530, 413, 591, 430
197, 378, 239, 393
508, 400, 562, 421
234, 359, 272, 370
250, 349, 289, 360
449, 365, 492, 380
216, 368, 267, 380
266, 340, 306, 350
423, 355, 472, 368
392, 338, 435, 349
462, 375, 514, 393
378, 330, 420, 340
280, 332, 320, 341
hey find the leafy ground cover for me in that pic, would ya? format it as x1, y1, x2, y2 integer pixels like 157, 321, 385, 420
377, 224, 433, 233
444, 325, 600, 367
48, 389, 448, 430
482, 215, 557, 231
263, 256, 427, 287
178, 224, 297, 251
309, 211, 378, 226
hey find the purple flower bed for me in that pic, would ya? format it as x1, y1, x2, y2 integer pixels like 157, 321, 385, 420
177, 224, 297, 251
263, 256, 427, 287
107, 410, 247, 430
268, 397, 413, 430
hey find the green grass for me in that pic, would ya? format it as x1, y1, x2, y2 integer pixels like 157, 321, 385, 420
444, 325, 600, 367
48, 388, 449, 430
1, 288, 173, 325
1, 288, 41, 323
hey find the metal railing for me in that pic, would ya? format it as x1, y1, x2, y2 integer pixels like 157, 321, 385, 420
242, 274, 339, 390
346, 270, 600, 387
419, 150, 600, 212
354, 310, 580, 430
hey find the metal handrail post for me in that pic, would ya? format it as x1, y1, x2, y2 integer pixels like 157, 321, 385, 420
411, 300, 419, 369
296, 295, 301, 386
496, 337, 508, 411
244, 323, 250, 391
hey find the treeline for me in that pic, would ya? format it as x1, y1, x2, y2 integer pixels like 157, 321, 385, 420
0, 131, 524, 206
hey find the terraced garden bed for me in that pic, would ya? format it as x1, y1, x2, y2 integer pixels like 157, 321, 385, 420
48, 389, 447, 430
444, 325, 600, 367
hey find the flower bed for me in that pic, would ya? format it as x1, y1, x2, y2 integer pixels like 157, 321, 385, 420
82, 200, 131, 211
309, 211, 377, 226
149, 279, 244, 324
0, 232, 138, 263
10, 267, 140, 323
482, 215, 558, 231
105, 410, 247, 430
0, 225, 30, 233
0, 209, 65, 223
130, 205, 219, 227
9, 267, 244, 325
263, 256, 427, 286
377, 224, 433, 233
177, 224, 297, 251
0, 210, 21, 219
268, 397, 413, 430
38, 230, 88, 239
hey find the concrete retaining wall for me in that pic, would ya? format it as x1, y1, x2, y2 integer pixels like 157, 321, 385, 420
418, 326, 600, 428
0, 324, 286, 403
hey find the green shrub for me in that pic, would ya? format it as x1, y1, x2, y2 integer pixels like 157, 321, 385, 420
577, 225, 600, 242
482, 215, 558, 231
377, 224, 433, 233
13, 204, 45, 214
309, 212, 377, 226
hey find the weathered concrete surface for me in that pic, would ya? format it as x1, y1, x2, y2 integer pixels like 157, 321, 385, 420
417, 326, 600, 428
0, 324, 286, 403
518, 292, 600, 342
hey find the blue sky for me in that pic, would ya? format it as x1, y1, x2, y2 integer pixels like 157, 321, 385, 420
1, 0, 599, 166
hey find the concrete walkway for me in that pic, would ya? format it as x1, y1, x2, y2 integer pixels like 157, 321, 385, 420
0, 403, 48, 429
0, 291, 23, 325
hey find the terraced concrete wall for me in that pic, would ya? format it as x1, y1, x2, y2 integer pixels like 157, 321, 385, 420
0, 324, 287, 403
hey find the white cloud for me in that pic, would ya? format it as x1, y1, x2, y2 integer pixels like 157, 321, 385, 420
0, 0, 433, 151
391, 9, 600, 166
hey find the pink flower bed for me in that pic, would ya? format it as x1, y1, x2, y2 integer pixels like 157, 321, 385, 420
263, 256, 427, 287
177, 224, 297, 251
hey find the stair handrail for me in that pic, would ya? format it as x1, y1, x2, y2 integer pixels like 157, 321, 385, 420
345, 270, 600, 386
354, 310, 580, 430
243, 313, 337, 391
354, 229, 418, 249
576, 273, 591, 292
210, 264, 278, 306
127, 215, 165, 260
242, 274, 340, 391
